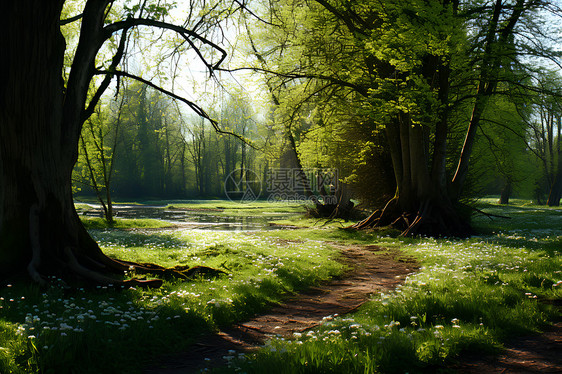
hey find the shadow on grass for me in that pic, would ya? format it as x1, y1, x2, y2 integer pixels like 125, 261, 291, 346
0, 281, 213, 374
89, 229, 189, 249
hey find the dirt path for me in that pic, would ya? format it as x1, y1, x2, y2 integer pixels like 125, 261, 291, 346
145, 244, 561, 374
145, 244, 418, 373
452, 320, 562, 373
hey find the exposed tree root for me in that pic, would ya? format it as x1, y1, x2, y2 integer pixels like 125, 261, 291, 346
305, 183, 363, 221
306, 202, 362, 222
352, 198, 398, 230
114, 260, 227, 280
26, 253, 227, 289
467, 204, 511, 220
23, 205, 227, 289
351, 197, 472, 238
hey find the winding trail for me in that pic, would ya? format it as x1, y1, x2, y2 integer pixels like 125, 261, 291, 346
145, 244, 418, 373
452, 320, 562, 373
145, 243, 561, 374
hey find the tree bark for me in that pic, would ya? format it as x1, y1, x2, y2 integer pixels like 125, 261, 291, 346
547, 180, 562, 206
354, 116, 471, 237
547, 161, 562, 206
0, 0, 132, 283
547, 115, 562, 206
0, 0, 71, 277
0, 1, 207, 286
499, 180, 512, 205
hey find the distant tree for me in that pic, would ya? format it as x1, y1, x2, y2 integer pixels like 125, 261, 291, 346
160, 107, 189, 197
218, 90, 259, 193
184, 90, 261, 198
526, 74, 562, 206
186, 117, 210, 196
468, 94, 537, 204
114, 83, 167, 197
75, 96, 124, 222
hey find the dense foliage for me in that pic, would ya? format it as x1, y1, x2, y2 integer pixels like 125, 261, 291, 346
67, 0, 562, 219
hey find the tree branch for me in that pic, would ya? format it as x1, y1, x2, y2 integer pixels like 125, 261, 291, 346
467, 204, 511, 220
233, 0, 280, 26
219, 66, 369, 97
95, 69, 256, 149
104, 17, 227, 72
83, 29, 129, 123
63, 0, 112, 151
60, 13, 83, 25
313, 0, 371, 37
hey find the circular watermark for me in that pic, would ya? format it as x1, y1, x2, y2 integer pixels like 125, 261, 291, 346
224, 168, 262, 203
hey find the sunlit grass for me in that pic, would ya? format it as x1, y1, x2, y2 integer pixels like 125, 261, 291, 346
267, 216, 360, 229
223, 201, 562, 373
2, 199, 561, 373
165, 200, 310, 217
0, 227, 344, 373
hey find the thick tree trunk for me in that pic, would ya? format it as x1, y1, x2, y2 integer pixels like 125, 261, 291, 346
0, 1, 210, 286
354, 185, 470, 237
499, 180, 512, 205
547, 174, 562, 206
0, 0, 67, 277
0, 1, 128, 283
354, 119, 471, 237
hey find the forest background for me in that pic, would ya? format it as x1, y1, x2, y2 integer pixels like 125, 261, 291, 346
71, 0, 562, 221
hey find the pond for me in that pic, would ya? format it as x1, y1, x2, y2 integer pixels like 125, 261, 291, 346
77, 203, 301, 231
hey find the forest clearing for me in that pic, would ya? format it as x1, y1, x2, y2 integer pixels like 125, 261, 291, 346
2, 0, 562, 373
1, 199, 561, 373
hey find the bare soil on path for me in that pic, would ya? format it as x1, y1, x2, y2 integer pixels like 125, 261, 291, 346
145, 244, 418, 373
145, 244, 562, 374
452, 319, 562, 373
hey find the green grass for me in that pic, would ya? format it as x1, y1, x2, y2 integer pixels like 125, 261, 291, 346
267, 216, 359, 228
80, 217, 173, 230
0, 226, 344, 373
220, 200, 561, 373
2, 199, 561, 373
165, 199, 309, 217
74, 203, 93, 212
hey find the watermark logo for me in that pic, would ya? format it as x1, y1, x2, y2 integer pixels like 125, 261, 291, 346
266, 168, 339, 204
224, 169, 263, 203
224, 167, 339, 204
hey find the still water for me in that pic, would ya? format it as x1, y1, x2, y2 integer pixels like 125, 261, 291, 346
78, 204, 299, 231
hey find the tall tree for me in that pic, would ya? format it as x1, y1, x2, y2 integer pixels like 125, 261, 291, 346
246, 0, 560, 236
0, 0, 241, 285
186, 117, 210, 196
526, 73, 562, 205
467, 93, 537, 204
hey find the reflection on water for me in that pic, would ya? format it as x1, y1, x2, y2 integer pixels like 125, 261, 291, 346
79, 205, 299, 231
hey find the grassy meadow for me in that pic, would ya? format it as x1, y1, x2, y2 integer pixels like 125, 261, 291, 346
0, 198, 560, 373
